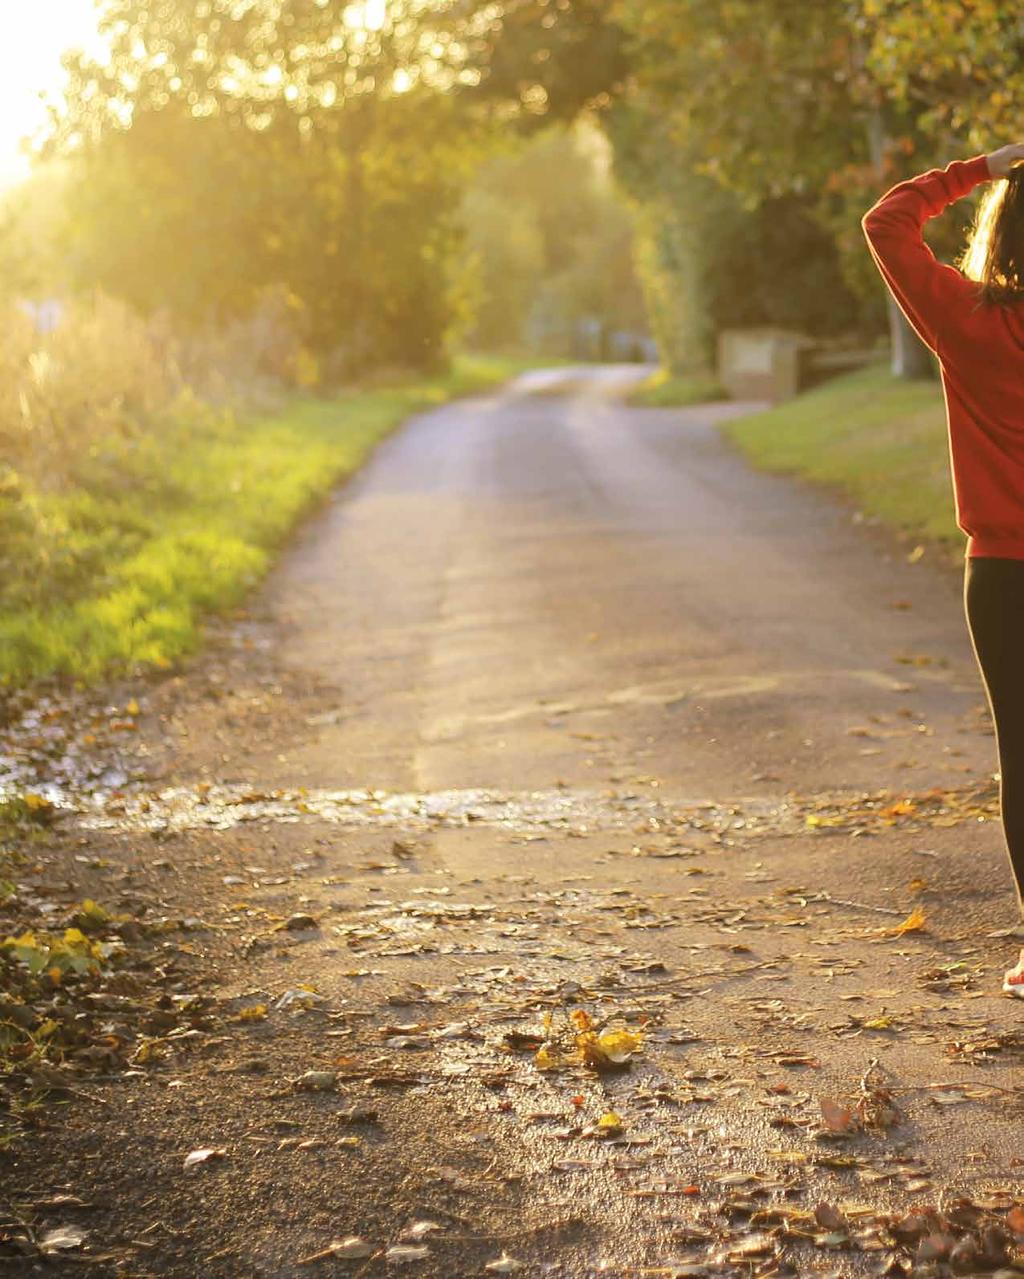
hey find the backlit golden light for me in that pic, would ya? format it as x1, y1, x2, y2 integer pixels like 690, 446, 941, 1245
961, 179, 1006, 285
0, 1, 105, 187
344, 0, 388, 30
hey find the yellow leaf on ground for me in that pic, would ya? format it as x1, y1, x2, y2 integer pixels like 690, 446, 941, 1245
889, 906, 927, 936
881, 800, 917, 819
235, 1004, 268, 1022
596, 1028, 643, 1064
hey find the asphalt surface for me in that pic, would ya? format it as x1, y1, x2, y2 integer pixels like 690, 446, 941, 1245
9, 365, 1024, 1278
269, 363, 991, 801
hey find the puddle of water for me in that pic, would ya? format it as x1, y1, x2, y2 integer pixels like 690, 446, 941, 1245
47, 781, 790, 837
3, 762, 997, 842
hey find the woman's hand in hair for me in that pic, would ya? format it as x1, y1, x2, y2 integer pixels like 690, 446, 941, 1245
986, 143, 1024, 179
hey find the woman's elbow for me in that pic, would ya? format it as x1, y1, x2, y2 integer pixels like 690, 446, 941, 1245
861, 207, 883, 237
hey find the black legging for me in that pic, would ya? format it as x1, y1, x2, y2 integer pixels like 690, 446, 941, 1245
964, 556, 1024, 909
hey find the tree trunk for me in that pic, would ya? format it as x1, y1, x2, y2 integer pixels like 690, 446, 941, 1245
865, 100, 935, 381
887, 296, 935, 380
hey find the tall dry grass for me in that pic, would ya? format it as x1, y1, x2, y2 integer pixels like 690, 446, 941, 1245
3, 295, 175, 489
0, 286, 315, 492
0, 286, 314, 682
0, 289, 522, 688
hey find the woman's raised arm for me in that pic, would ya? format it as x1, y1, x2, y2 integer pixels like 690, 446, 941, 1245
862, 154, 991, 352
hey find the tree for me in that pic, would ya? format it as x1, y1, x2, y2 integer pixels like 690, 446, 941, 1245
0, 165, 71, 302
459, 122, 647, 353
860, 0, 1024, 151
607, 94, 863, 371
457, 0, 629, 121
460, 183, 546, 351
46, 0, 488, 376
610, 0, 938, 377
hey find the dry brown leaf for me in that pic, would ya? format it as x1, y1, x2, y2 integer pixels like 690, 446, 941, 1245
819, 1098, 855, 1132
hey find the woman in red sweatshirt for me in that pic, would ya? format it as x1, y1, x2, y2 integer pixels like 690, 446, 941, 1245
862, 142, 1024, 994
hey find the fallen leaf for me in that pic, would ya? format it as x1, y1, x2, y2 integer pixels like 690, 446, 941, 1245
434, 1022, 474, 1040
183, 1147, 227, 1170
485, 1255, 524, 1274
293, 1070, 337, 1092
820, 1099, 854, 1133
725, 1233, 775, 1259
534, 1043, 564, 1070
597, 1110, 624, 1134
281, 913, 319, 931
814, 1202, 848, 1232
330, 1237, 374, 1259
888, 906, 927, 936
39, 1225, 87, 1253
234, 1003, 268, 1023
596, 1028, 643, 1065
273, 988, 327, 1011
403, 1222, 442, 1241
385, 1244, 431, 1264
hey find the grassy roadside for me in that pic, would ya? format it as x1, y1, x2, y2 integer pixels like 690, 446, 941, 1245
628, 367, 727, 407
723, 362, 958, 555
0, 353, 531, 689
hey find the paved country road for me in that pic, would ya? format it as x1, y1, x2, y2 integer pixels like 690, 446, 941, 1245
7, 366, 1024, 1277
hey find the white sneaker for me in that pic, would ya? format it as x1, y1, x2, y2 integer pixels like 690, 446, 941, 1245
1002, 947, 1024, 998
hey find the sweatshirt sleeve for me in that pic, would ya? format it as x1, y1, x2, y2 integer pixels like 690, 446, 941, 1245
861, 154, 991, 352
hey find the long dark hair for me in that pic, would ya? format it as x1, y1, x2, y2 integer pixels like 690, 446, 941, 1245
960, 163, 1024, 305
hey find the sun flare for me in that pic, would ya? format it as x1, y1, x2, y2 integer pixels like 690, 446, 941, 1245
0, 1, 105, 187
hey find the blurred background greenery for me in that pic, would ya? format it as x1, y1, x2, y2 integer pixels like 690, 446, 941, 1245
0, 0, 1014, 685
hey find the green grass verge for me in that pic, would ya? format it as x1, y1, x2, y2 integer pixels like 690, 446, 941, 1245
0, 353, 529, 688
723, 362, 957, 552
628, 368, 727, 407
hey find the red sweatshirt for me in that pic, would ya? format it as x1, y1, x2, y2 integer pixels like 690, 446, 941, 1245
862, 154, 1024, 559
